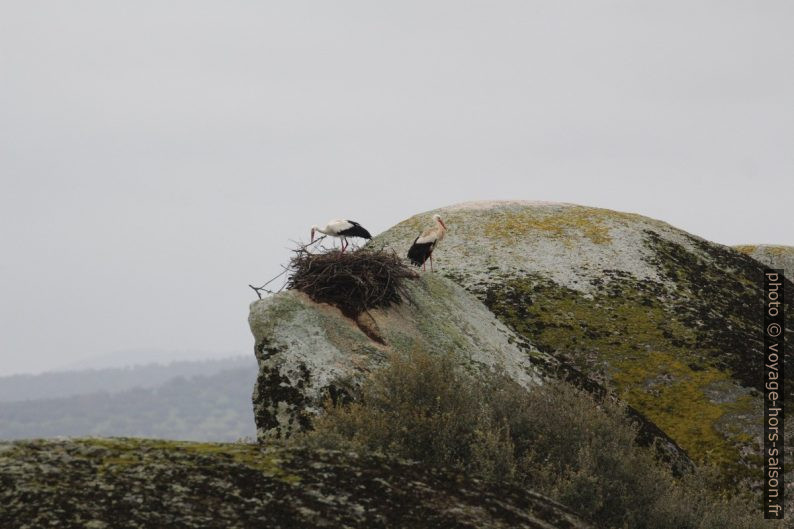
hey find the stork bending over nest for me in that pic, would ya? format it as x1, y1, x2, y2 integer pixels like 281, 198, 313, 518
311, 219, 372, 252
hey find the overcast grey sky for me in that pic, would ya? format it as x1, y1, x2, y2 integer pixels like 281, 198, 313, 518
1, 1, 792, 375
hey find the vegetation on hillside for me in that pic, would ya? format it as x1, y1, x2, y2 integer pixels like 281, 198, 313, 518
300, 350, 778, 529
374, 203, 793, 492
469, 230, 794, 485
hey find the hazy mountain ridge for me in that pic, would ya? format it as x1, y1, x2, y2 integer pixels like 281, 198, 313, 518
0, 366, 256, 441
0, 356, 255, 403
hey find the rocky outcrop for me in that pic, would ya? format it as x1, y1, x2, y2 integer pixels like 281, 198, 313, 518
373, 201, 793, 486
249, 273, 542, 440
734, 244, 794, 278
0, 438, 593, 529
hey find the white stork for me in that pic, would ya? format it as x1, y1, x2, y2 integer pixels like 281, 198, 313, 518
311, 219, 373, 252
407, 214, 447, 271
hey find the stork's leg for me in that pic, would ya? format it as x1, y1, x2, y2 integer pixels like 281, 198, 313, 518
429, 253, 434, 272
422, 260, 426, 272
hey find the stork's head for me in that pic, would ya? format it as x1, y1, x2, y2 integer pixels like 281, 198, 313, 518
432, 214, 447, 230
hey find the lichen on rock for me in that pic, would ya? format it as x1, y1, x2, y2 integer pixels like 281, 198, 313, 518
373, 201, 793, 488
249, 272, 542, 441
0, 438, 593, 529
734, 244, 794, 278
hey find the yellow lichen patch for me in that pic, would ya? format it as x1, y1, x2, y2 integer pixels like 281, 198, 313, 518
222, 447, 302, 485
395, 215, 430, 236
168, 441, 302, 484
87, 438, 301, 485
732, 245, 757, 255
97, 455, 138, 476
734, 244, 793, 257
765, 246, 793, 256
481, 207, 636, 245
396, 211, 473, 239
612, 351, 753, 468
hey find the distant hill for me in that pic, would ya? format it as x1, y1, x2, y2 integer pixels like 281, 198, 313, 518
0, 356, 256, 402
0, 364, 257, 441
54, 348, 247, 371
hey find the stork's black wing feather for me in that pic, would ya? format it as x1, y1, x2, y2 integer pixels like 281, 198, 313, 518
407, 236, 434, 266
339, 220, 372, 239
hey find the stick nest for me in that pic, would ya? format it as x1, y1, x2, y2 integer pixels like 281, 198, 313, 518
287, 248, 418, 317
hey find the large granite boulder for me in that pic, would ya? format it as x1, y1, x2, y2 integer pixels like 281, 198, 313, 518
0, 438, 593, 529
248, 273, 542, 440
373, 201, 793, 487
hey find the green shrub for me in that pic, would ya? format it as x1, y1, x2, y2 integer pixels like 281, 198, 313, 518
303, 350, 516, 481
300, 350, 778, 529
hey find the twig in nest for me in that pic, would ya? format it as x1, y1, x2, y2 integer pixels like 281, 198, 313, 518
249, 267, 288, 299
249, 238, 328, 299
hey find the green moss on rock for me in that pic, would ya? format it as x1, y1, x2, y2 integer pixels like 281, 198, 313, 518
0, 438, 594, 529
480, 264, 772, 481
612, 351, 754, 471
374, 201, 793, 491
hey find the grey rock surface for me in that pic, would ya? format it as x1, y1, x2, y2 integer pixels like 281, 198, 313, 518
249, 273, 542, 440
0, 438, 594, 529
734, 244, 794, 278
372, 201, 793, 487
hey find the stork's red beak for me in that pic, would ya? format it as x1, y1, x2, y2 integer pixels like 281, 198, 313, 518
439, 219, 447, 229
311, 229, 315, 242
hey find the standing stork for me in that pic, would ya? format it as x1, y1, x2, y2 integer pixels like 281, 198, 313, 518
311, 219, 372, 252
407, 214, 447, 271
